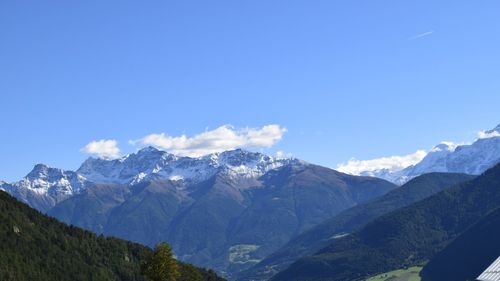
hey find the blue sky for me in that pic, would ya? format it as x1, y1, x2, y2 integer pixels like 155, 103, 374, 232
1, 0, 499, 181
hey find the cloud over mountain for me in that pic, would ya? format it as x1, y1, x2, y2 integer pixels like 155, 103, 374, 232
80, 139, 121, 159
131, 124, 287, 157
336, 150, 427, 175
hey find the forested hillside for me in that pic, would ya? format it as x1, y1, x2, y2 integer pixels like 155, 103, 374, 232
420, 206, 500, 281
0, 190, 224, 281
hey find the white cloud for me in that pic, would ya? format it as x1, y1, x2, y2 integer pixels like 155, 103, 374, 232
336, 150, 427, 175
478, 130, 500, 139
409, 30, 434, 40
131, 124, 287, 157
81, 139, 121, 159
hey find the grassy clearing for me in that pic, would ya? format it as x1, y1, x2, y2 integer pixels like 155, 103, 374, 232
365, 266, 422, 281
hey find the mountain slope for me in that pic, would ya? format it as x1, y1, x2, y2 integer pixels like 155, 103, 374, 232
238, 172, 474, 280
272, 163, 500, 281
420, 206, 500, 281
48, 182, 132, 234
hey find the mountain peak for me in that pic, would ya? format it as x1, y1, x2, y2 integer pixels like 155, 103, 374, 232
26, 163, 60, 180
4, 163, 90, 211
431, 142, 457, 152
212, 149, 273, 167
137, 146, 161, 154
32, 163, 50, 171
34, 163, 49, 168
487, 123, 500, 133
217, 148, 260, 158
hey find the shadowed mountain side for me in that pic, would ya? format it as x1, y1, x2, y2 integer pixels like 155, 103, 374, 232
420, 206, 500, 281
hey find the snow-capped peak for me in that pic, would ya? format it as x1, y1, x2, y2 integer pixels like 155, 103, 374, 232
1, 163, 90, 211
19, 164, 87, 195
78, 147, 301, 185
26, 164, 66, 181
356, 124, 500, 184
430, 142, 458, 153
205, 149, 297, 180
138, 145, 162, 154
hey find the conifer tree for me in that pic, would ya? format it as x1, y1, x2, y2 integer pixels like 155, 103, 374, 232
141, 242, 180, 281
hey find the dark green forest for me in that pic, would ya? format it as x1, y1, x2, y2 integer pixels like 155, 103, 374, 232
0, 190, 224, 281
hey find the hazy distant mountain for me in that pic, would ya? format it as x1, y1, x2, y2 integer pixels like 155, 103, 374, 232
0, 148, 396, 278
362, 124, 500, 184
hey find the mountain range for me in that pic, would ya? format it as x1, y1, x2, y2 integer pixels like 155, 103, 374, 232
2, 124, 500, 280
1, 147, 301, 212
0, 148, 396, 278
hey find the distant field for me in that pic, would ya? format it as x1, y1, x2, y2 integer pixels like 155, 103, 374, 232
365, 266, 422, 281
